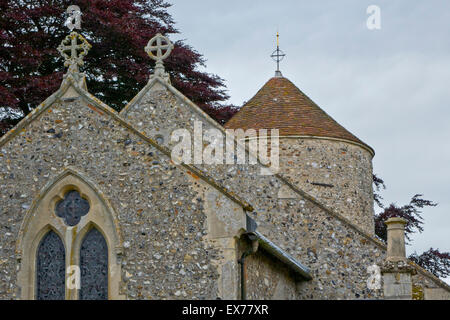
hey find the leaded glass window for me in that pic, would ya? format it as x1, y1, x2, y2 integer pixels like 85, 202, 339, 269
55, 190, 90, 226
80, 228, 108, 300
36, 231, 66, 300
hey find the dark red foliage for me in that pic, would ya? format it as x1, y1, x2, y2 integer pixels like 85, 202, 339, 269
374, 194, 437, 243
409, 248, 450, 278
0, 0, 231, 136
202, 104, 240, 125
0, 118, 17, 136
373, 177, 449, 278
373, 174, 386, 208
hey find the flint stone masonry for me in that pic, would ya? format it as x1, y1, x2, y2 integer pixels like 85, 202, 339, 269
122, 82, 388, 299
278, 138, 375, 234
0, 97, 232, 299
119, 79, 450, 299
276, 197, 385, 299
245, 249, 297, 300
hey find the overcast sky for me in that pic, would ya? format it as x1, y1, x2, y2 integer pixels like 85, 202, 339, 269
168, 0, 450, 283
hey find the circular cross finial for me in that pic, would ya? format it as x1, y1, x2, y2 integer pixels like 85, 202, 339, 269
145, 33, 173, 79
57, 32, 92, 72
270, 32, 286, 76
271, 48, 286, 63
145, 33, 174, 62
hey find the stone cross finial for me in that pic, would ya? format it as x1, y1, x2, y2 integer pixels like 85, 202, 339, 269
57, 32, 92, 73
58, 5, 91, 76
56, 6, 91, 93
145, 33, 174, 80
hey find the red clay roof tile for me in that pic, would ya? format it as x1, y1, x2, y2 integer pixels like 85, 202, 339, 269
225, 76, 373, 153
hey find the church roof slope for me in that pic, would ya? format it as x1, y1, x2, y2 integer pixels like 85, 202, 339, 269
225, 76, 373, 155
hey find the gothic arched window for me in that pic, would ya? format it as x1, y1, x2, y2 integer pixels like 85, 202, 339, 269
80, 228, 108, 300
18, 169, 123, 300
36, 230, 66, 300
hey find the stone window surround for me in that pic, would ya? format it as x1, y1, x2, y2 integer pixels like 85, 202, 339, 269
16, 167, 124, 300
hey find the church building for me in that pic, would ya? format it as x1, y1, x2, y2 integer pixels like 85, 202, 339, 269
0, 15, 449, 300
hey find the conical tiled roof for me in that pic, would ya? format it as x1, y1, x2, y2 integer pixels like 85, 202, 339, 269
225, 76, 373, 154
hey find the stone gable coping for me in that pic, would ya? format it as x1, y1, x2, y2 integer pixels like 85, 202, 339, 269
412, 261, 450, 292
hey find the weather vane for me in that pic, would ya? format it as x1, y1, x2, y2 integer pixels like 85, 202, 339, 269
145, 33, 174, 81
270, 32, 286, 76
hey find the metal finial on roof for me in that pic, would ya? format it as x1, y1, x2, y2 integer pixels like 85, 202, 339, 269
145, 33, 174, 81
270, 32, 286, 77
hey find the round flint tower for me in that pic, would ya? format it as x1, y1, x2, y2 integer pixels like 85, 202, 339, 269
225, 72, 375, 234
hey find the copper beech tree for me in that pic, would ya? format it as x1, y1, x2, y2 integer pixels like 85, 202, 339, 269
373, 174, 450, 278
0, 0, 238, 136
